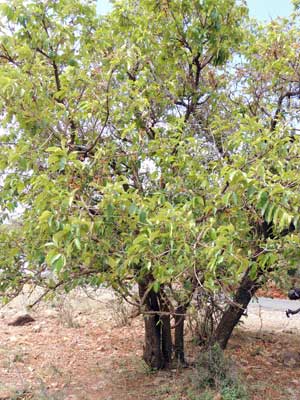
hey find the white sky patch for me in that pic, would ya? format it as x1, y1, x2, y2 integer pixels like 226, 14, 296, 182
140, 158, 156, 174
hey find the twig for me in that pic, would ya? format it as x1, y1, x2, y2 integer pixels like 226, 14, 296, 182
85, 68, 115, 155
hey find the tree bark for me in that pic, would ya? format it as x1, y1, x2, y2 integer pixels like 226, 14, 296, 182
161, 314, 172, 367
214, 268, 261, 349
138, 280, 173, 369
159, 292, 173, 367
174, 305, 186, 364
143, 313, 164, 369
210, 220, 294, 349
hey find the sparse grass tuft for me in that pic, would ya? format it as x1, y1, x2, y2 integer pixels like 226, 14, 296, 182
194, 344, 249, 400
33, 379, 65, 400
110, 295, 134, 327
52, 295, 80, 328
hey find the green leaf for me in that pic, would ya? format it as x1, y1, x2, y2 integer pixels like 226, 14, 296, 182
265, 204, 275, 223
152, 281, 160, 293
257, 191, 268, 209
39, 211, 52, 224
260, 200, 269, 217
49, 253, 65, 273
74, 238, 81, 250
139, 210, 147, 223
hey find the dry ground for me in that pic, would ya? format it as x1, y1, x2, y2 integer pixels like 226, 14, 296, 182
0, 288, 300, 400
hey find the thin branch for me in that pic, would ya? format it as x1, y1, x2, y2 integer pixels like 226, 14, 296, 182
27, 281, 65, 308
271, 89, 300, 131
84, 69, 114, 155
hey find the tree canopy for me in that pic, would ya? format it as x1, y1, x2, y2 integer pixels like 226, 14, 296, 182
1, 0, 300, 367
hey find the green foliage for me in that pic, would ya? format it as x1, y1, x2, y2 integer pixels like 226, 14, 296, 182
195, 344, 249, 399
196, 344, 231, 389
0, 0, 299, 318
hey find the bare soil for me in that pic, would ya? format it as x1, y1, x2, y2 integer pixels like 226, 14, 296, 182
0, 288, 300, 400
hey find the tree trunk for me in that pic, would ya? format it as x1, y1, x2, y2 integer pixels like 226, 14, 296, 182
213, 222, 293, 349
159, 293, 173, 368
174, 305, 185, 364
161, 314, 172, 367
143, 313, 164, 369
214, 269, 261, 349
138, 280, 173, 369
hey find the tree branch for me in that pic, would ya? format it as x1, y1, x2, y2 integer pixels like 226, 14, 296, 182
271, 89, 300, 131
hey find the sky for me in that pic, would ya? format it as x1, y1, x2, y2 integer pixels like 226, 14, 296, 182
96, 0, 293, 19
96, 0, 112, 15
247, 0, 293, 19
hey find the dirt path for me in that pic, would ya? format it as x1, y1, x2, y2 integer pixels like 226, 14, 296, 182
0, 289, 300, 400
243, 296, 300, 334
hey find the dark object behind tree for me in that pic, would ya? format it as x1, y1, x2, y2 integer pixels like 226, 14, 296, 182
286, 288, 300, 317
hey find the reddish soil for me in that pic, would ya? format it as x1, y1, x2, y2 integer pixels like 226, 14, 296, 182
0, 292, 300, 400
257, 282, 287, 299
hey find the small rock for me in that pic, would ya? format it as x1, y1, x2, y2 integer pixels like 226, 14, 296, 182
282, 350, 300, 367
8, 314, 35, 326
33, 324, 42, 333
44, 309, 58, 318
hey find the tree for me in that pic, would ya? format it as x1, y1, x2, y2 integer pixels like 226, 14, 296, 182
1, 0, 300, 369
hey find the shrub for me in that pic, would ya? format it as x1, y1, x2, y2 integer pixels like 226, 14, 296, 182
195, 344, 249, 400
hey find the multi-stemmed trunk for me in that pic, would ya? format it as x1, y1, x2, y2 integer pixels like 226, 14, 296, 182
138, 280, 172, 369
139, 262, 267, 368
138, 280, 186, 369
